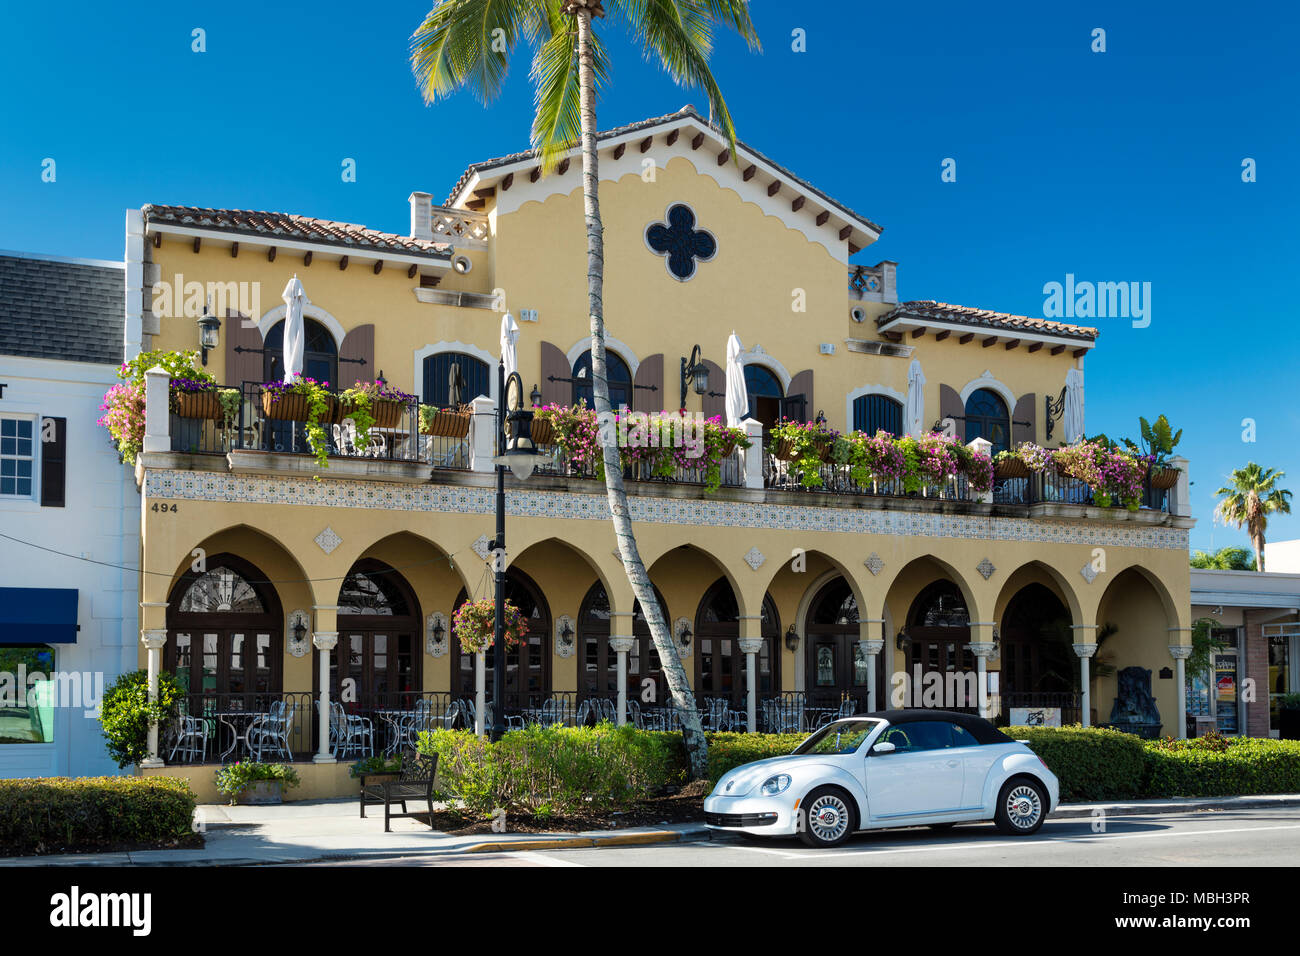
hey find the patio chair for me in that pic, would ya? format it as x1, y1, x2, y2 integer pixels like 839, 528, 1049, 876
250, 699, 296, 761
815, 695, 857, 729
625, 698, 646, 730
703, 697, 728, 732
167, 714, 208, 763
596, 698, 617, 724
727, 696, 749, 733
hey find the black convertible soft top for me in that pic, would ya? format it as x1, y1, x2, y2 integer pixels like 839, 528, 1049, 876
860, 709, 1015, 746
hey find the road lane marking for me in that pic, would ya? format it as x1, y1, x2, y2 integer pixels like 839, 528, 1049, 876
511, 851, 585, 867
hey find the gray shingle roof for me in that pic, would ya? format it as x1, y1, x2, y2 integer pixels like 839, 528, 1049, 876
0, 254, 124, 365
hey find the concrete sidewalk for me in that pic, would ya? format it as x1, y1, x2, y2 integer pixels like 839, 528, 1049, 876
4, 793, 1300, 866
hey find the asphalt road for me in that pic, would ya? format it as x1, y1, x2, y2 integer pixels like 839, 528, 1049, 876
299, 807, 1300, 867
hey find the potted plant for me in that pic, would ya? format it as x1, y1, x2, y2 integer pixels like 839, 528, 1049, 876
1279, 693, 1300, 741
260, 376, 335, 468
534, 402, 604, 478
213, 761, 301, 806
768, 419, 837, 488
993, 449, 1030, 480
452, 597, 529, 654
98, 348, 216, 463
172, 378, 241, 422
339, 380, 416, 432
419, 403, 472, 439
349, 753, 403, 782
1125, 414, 1183, 490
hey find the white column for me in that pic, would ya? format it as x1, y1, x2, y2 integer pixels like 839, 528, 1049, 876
1072, 624, 1099, 728
1168, 455, 1191, 517
142, 366, 171, 454
610, 637, 634, 726
969, 622, 996, 719
475, 651, 486, 736
738, 638, 762, 732
1170, 636, 1193, 738
742, 417, 764, 490
312, 632, 337, 763
140, 630, 167, 768
469, 395, 497, 473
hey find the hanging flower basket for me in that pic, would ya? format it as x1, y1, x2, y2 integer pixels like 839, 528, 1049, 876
262, 389, 312, 422
772, 438, 796, 461
995, 457, 1031, 480
1150, 466, 1181, 490
452, 598, 529, 654
175, 390, 224, 421
420, 406, 471, 438
529, 415, 555, 447
337, 397, 404, 429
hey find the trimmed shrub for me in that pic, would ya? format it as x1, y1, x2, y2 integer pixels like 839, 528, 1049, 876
99, 669, 185, 769
0, 776, 197, 856
1143, 737, 1300, 797
417, 722, 686, 817
1003, 725, 1147, 801
703, 733, 806, 784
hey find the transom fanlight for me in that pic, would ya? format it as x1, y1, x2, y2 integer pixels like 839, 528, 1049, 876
338, 569, 410, 616
179, 567, 265, 614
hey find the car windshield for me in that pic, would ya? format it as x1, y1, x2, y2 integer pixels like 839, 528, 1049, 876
791, 719, 882, 755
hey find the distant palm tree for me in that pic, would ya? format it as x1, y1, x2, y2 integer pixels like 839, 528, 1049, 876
1213, 464, 1293, 571
410, 0, 760, 779
1189, 546, 1256, 571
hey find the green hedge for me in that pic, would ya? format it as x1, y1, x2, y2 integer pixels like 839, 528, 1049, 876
703, 732, 807, 783
1143, 736, 1300, 797
1003, 725, 1148, 802
0, 776, 197, 856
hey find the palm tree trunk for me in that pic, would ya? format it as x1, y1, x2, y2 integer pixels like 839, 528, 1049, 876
574, 8, 708, 779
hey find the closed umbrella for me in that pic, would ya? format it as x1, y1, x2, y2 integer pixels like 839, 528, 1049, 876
281, 275, 308, 383
448, 361, 465, 406
500, 312, 520, 382
1063, 367, 1085, 443
905, 359, 926, 436
724, 331, 747, 427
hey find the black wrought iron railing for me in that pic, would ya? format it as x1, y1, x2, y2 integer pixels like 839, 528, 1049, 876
167, 691, 315, 764
532, 444, 744, 488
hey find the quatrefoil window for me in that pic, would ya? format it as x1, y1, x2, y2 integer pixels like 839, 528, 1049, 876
645, 203, 716, 281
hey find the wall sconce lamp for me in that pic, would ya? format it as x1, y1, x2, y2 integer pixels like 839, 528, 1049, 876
292, 617, 307, 646
197, 301, 221, 366
559, 619, 574, 647
784, 624, 800, 652
679, 344, 709, 409
895, 628, 910, 651
429, 616, 445, 645
530, 383, 542, 408
677, 621, 693, 649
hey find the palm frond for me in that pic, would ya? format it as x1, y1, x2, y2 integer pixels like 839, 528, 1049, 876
410, 0, 549, 105
529, 8, 609, 171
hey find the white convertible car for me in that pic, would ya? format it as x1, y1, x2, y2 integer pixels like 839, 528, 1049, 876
703, 710, 1060, 848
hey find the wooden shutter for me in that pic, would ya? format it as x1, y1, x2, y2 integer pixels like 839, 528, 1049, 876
634, 354, 664, 412
701, 359, 724, 420
1013, 393, 1037, 446
539, 341, 570, 407
788, 369, 815, 423
224, 310, 263, 389
939, 384, 963, 431
39, 416, 66, 508
339, 324, 375, 388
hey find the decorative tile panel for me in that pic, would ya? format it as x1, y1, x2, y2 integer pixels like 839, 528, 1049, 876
744, 547, 766, 571
1080, 563, 1099, 584
864, 553, 885, 576
314, 526, 342, 555
977, 557, 996, 580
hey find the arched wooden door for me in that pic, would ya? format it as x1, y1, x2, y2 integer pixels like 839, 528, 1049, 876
804, 577, 874, 710
319, 559, 422, 713
905, 581, 975, 712
694, 578, 780, 707
576, 582, 671, 704
450, 570, 551, 709
165, 554, 283, 710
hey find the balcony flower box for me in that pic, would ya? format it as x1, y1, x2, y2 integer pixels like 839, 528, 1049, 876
338, 397, 404, 429
337, 381, 416, 433
529, 415, 555, 447
261, 388, 323, 423
420, 405, 472, 439
1150, 466, 1181, 491
994, 456, 1031, 480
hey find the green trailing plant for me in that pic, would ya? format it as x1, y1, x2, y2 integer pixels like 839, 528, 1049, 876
769, 418, 839, 488
213, 762, 301, 805
261, 375, 334, 469
99, 669, 184, 769
99, 349, 217, 464
338, 380, 416, 448
349, 753, 404, 778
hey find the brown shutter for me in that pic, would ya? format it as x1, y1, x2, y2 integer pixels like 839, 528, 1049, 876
540, 341, 570, 407
1013, 392, 1037, 446
224, 310, 263, 389
39, 416, 66, 508
939, 384, 963, 432
701, 359, 724, 420
339, 323, 375, 388
788, 369, 815, 423
634, 353, 664, 412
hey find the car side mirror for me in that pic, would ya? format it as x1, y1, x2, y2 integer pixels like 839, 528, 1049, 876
870, 741, 896, 755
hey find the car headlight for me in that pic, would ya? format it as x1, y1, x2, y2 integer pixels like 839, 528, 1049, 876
760, 774, 791, 796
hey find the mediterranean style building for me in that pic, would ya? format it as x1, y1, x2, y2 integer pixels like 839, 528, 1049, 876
120, 106, 1195, 798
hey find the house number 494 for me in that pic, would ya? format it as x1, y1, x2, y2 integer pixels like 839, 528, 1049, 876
151, 503, 179, 513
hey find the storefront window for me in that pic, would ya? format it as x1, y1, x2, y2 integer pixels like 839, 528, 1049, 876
0, 646, 55, 744
1268, 632, 1294, 732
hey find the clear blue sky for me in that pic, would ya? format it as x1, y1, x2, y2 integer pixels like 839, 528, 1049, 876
2, 0, 1297, 553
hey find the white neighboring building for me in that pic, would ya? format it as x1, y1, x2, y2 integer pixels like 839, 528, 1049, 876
0, 251, 138, 778
1263, 540, 1300, 574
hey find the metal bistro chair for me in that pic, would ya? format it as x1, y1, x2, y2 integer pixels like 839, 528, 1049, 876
727, 696, 750, 733
703, 697, 729, 732
540, 697, 573, 727
331, 701, 375, 758
815, 695, 857, 730
625, 698, 648, 730
168, 714, 209, 763
250, 699, 297, 761
596, 698, 617, 724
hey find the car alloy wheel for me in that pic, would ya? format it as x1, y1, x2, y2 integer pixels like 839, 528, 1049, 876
1004, 784, 1042, 830
805, 793, 851, 844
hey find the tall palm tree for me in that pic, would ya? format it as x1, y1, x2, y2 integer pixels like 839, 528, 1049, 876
411, 0, 759, 778
1214, 463, 1293, 571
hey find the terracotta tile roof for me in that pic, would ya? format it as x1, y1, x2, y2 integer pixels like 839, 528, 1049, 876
142, 205, 452, 260
879, 300, 1099, 341
443, 105, 884, 236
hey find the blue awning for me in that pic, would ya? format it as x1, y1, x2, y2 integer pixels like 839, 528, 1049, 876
0, 588, 79, 644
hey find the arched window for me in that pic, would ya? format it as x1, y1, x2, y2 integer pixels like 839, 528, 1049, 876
805, 577, 868, 706
905, 580, 975, 710
744, 364, 784, 428
451, 571, 551, 708
330, 560, 421, 709
909, 581, 970, 628
572, 350, 632, 409
338, 566, 412, 616
853, 394, 903, 437
422, 352, 490, 408
166, 556, 282, 706
263, 318, 338, 386
577, 582, 670, 703
695, 578, 780, 706
964, 388, 1011, 454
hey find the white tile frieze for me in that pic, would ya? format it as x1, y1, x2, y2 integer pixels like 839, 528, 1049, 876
143, 470, 1189, 551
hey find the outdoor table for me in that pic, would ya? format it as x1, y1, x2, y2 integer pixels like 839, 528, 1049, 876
217, 711, 265, 762
806, 707, 838, 729
374, 710, 418, 755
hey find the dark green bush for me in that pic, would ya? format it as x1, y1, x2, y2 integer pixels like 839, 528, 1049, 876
1003, 725, 1147, 801
1143, 738, 1300, 797
702, 732, 806, 783
0, 776, 197, 855
99, 669, 185, 769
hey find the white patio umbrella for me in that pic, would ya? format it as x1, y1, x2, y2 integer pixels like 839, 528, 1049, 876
281, 275, 308, 383
1063, 367, 1085, 443
724, 331, 747, 427
905, 359, 926, 436
500, 312, 520, 382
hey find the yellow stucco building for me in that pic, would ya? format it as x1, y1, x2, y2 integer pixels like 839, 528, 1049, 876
124, 107, 1193, 799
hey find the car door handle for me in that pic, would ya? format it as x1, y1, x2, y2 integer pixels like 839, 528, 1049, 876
945, 760, 960, 768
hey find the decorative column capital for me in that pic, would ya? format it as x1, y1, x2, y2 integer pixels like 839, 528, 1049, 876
859, 639, 885, 656
968, 641, 996, 658
1072, 643, 1099, 658
312, 631, 339, 652
140, 629, 168, 650
609, 636, 636, 654
737, 638, 764, 655
1168, 644, 1193, 660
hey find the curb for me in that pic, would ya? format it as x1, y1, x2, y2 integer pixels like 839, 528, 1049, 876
460, 826, 707, 854
1052, 795, 1300, 819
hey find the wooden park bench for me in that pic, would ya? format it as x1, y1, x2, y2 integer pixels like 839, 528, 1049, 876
359, 748, 438, 832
